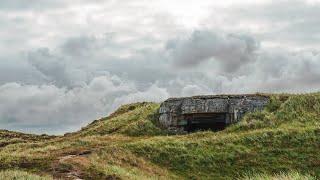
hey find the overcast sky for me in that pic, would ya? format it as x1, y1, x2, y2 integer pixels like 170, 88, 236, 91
1, 0, 320, 134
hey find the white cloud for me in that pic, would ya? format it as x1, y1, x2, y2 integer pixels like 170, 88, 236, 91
203, 0, 320, 50
112, 84, 170, 109
181, 85, 210, 97
0, 75, 169, 134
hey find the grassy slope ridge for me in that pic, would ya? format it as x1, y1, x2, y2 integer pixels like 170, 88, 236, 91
76, 102, 166, 137
0, 93, 319, 179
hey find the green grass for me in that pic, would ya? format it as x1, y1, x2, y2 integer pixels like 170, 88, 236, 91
242, 171, 316, 180
77, 102, 168, 137
0, 170, 52, 180
0, 93, 319, 179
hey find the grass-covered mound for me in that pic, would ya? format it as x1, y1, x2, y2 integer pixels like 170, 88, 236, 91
76, 102, 168, 137
126, 93, 320, 179
0, 93, 319, 179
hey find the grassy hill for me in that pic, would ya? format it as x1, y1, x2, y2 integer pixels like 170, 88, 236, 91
0, 93, 319, 179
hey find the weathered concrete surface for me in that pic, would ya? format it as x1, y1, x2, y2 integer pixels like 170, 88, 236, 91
158, 94, 269, 130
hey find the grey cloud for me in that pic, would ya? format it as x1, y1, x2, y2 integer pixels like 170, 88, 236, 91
21, 29, 320, 96
27, 48, 77, 87
26, 34, 175, 90
168, 30, 259, 72
0, 57, 45, 85
229, 49, 320, 93
60, 34, 117, 57
2, 29, 320, 134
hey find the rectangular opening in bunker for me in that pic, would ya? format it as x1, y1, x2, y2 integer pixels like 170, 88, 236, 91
182, 113, 228, 132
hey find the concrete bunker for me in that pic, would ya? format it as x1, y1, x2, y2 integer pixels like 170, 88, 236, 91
158, 94, 269, 132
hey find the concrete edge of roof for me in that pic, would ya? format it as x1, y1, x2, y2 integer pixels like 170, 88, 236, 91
164, 93, 271, 102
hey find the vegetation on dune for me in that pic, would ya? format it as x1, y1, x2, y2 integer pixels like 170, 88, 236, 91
242, 171, 316, 180
77, 102, 168, 137
0, 170, 52, 180
0, 130, 54, 148
0, 93, 319, 179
